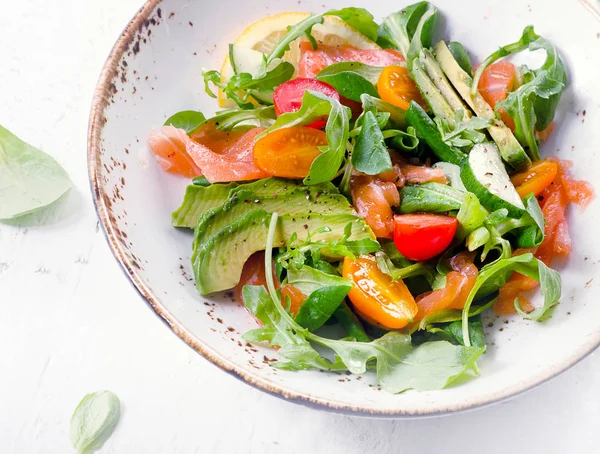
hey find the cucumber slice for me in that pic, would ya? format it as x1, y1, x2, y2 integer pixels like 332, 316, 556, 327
461, 143, 525, 218
229, 44, 266, 76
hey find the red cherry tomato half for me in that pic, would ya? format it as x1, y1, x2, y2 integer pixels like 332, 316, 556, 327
273, 78, 340, 129
393, 214, 458, 262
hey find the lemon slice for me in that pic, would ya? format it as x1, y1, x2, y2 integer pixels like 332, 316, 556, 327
217, 12, 381, 107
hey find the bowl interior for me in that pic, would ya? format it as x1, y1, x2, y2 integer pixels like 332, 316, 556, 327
89, 0, 600, 416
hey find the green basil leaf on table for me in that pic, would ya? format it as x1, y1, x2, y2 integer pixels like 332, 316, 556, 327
164, 110, 206, 134
70, 390, 121, 454
351, 111, 393, 174
0, 124, 72, 220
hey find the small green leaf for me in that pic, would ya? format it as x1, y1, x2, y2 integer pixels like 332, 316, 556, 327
0, 124, 72, 220
164, 110, 206, 134
317, 61, 384, 85
447, 41, 473, 77
326, 8, 379, 41
317, 70, 379, 102
70, 391, 121, 454
266, 14, 324, 64
352, 111, 392, 174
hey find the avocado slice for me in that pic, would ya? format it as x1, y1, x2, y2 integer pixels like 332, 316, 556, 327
193, 210, 376, 294
172, 177, 339, 228
171, 182, 238, 228
194, 188, 354, 248
433, 40, 531, 171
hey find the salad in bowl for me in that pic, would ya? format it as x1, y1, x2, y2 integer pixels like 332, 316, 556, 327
146, 2, 593, 394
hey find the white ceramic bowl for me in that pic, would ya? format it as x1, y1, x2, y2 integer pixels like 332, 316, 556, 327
88, 0, 600, 417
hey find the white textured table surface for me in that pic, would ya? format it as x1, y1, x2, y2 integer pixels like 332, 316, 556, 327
1, 1, 599, 453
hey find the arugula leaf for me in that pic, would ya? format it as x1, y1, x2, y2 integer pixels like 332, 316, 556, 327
379, 2, 438, 57
497, 71, 564, 160
400, 182, 465, 214
441, 316, 486, 348
334, 302, 370, 342
375, 250, 434, 282
0, 125, 72, 220
462, 253, 561, 345
277, 222, 380, 269
447, 41, 473, 77
386, 127, 420, 154
286, 265, 353, 334
211, 106, 277, 130
204, 61, 295, 109
317, 61, 384, 84
360, 94, 407, 128
351, 111, 393, 174
471, 26, 540, 95
258, 91, 351, 186
266, 14, 324, 64
164, 110, 206, 134
316, 71, 380, 102
435, 109, 491, 151
326, 8, 379, 42
526, 37, 567, 131
377, 340, 484, 392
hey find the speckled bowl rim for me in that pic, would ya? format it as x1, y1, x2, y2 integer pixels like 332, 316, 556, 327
87, 0, 600, 418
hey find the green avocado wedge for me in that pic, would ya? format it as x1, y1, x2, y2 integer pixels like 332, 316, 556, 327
193, 210, 376, 294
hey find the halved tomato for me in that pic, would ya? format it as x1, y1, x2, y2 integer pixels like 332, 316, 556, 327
393, 214, 458, 262
343, 255, 418, 329
377, 65, 425, 111
252, 126, 327, 178
273, 78, 340, 129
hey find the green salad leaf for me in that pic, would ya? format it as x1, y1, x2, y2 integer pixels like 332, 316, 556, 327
400, 182, 465, 214
441, 316, 486, 348
359, 94, 407, 128
447, 41, 473, 76
266, 14, 325, 64
204, 61, 295, 109
317, 61, 384, 84
70, 391, 121, 454
326, 8, 380, 42
277, 221, 380, 270
316, 70, 380, 102
462, 253, 561, 345
379, 1, 438, 57
352, 111, 393, 174
164, 110, 206, 134
0, 125, 72, 220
